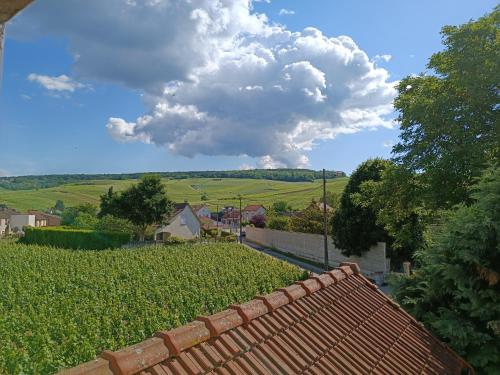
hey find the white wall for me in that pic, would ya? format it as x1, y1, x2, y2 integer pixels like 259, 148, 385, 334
196, 206, 211, 218
156, 207, 201, 240
245, 227, 388, 279
0, 218, 8, 236
10, 214, 35, 233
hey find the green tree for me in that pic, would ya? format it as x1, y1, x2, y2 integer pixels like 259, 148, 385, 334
267, 215, 289, 231
99, 175, 172, 240
390, 167, 500, 372
94, 215, 134, 235
98, 187, 120, 218
271, 201, 291, 214
289, 201, 330, 235
332, 159, 391, 256
54, 200, 65, 212
392, 7, 499, 208
359, 165, 429, 267
72, 212, 99, 229
61, 204, 98, 226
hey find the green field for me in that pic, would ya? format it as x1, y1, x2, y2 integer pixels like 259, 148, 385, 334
0, 240, 306, 374
0, 177, 348, 212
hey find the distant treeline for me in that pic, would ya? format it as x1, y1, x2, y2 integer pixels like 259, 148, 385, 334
0, 169, 346, 190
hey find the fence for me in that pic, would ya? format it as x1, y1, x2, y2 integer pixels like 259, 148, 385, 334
245, 227, 389, 282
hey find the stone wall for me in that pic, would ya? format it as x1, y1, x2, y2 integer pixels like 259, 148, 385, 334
245, 227, 388, 281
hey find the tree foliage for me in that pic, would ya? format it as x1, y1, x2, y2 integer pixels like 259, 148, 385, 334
332, 159, 391, 256
99, 175, 172, 240
359, 165, 429, 267
289, 201, 331, 235
61, 204, 98, 226
267, 215, 290, 231
249, 214, 266, 228
271, 200, 292, 214
0, 169, 346, 190
390, 167, 500, 372
392, 7, 499, 208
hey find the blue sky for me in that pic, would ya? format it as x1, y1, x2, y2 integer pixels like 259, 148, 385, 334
1, 0, 496, 176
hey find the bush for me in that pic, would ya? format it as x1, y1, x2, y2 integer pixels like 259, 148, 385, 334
267, 216, 289, 231
21, 227, 130, 250
219, 233, 238, 242
162, 236, 187, 245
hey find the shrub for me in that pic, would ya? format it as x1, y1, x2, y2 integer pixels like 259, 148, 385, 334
162, 236, 187, 245
268, 216, 290, 231
250, 214, 266, 228
21, 227, 130, 250
219, 233, 238, 242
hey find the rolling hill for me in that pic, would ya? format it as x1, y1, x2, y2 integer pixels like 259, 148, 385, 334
0, 177, 348, 212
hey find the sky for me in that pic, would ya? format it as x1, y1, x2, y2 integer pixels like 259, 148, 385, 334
0, 0, 496, 177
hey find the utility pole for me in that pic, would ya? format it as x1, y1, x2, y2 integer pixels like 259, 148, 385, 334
323, 169, 329, 271
238, 195, 242, 244
216, 203, 219, 242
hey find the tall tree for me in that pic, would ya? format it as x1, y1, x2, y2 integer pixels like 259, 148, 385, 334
392, 7, 499, 208
99, 175, 172, 240
390, 167, 500, 372
359, 165, 429, 266
331, 159, 391, 256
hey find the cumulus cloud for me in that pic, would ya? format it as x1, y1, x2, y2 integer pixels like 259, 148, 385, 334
382, 140, 394, 148
27, 74, 86, 92
17, 0, 397, 167
373, 54, 392, 63
279, 9, 295, 16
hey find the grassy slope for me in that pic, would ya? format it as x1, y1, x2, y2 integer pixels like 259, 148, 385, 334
0, 177, 348, 211
0, 241, 306, 374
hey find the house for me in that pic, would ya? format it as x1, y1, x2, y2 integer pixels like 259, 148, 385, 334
199, 216, 218, 231
0, 214, 9, 236
242, 204, 266, 222
9, 214, 36, 233
62, 262, 473, 375
221, 209, 240, 229
28, 210, 62, 226
155, 203, 201, 241
191, 204, 211, 218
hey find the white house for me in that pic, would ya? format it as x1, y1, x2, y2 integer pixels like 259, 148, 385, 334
242, 204, 266, 222
0, 216, 8, 236
9, 214, 35, 233
155, 203, 201, 241
192, 204, 211, 218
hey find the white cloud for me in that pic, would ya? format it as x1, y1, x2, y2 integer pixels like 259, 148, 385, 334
373, 54, 392, 63
17, 0, 397, 167
382, 140, 394, 148
239, 163, 254, 170
279, 8, 295, 16
27, 74, 86, 92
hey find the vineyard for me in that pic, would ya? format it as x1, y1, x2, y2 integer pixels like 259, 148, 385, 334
0, 241, 307, 374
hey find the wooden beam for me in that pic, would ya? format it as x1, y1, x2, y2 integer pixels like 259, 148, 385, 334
0, 0, 33, 23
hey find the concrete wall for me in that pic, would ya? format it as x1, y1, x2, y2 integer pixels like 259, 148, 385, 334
245, 227, 388, 280
156, 207, 201, 240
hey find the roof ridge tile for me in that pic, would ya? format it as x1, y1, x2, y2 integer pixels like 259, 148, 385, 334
155, 321, 210, 357
255, 291, 290, 311
196, 309, 244, 337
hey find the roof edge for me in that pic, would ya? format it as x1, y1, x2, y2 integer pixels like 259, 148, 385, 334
57, 261, 473, 374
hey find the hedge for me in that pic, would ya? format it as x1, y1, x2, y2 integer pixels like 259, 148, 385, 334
21, 227, 130, 250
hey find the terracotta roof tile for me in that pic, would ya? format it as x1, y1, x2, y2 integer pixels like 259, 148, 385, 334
59, 262, 474, 375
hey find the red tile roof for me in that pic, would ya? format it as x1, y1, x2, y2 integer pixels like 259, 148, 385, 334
243, 205, 264, 212
59, 263, 473, 375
